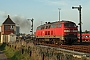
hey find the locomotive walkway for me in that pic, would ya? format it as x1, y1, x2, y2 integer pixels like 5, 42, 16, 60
0, 51, 8, 60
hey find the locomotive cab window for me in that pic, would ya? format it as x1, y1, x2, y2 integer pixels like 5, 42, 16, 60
64, 23, 69, 27
70, 23, 75, 27
57, 24, 61, 28
64, 23, 76, 27
51, 24, 56, 28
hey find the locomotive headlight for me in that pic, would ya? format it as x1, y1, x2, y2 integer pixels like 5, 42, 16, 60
64, 30, 70, 32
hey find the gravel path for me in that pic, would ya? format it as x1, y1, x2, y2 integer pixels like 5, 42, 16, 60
0, 51, 8, 60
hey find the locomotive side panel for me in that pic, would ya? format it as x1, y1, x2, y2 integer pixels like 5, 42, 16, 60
53, 23, 64, 40
54, 23, 63, 36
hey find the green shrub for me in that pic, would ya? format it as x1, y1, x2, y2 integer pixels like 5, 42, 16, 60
0, 44, 34, 60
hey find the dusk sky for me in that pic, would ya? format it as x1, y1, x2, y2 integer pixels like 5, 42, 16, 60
0, 0, 90, 34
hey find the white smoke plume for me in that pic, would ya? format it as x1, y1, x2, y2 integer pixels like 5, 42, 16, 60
12, 15, 31, 34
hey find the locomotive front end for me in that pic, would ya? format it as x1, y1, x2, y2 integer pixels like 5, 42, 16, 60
64, 22, 78, 44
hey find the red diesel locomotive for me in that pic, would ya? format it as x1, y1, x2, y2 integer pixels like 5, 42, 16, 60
35, 20, 78, 44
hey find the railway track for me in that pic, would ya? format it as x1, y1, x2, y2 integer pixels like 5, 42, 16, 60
36, 43, 90, 54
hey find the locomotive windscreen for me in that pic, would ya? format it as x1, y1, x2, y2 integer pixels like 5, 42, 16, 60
64, 23, 76, 27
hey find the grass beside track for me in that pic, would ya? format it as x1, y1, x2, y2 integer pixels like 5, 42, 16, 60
0, 43, 34, 60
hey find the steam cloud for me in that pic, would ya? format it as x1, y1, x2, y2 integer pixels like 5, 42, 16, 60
12, 15, 31, 34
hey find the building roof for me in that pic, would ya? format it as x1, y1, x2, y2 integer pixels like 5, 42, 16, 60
3, 15, 15, 24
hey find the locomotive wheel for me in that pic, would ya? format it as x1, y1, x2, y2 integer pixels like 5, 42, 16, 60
65, 38, 73, 45
52, 39, 62, 45
59, 40, 64, 45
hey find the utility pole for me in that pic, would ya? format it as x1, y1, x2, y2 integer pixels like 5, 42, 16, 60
58, 8, 61, 21
72, 5, 82, 43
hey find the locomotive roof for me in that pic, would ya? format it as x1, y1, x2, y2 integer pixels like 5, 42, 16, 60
37, 20, 75, 28
59, 20, 75, 23
47, 20, 75, 24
